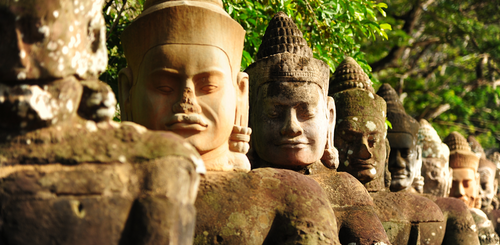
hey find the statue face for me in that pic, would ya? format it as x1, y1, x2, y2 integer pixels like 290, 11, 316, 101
450, 168, 478, 208
422, 158, 452, 197
387, 133, 420, 191
128, 44, 236, 155
0, 0, 106, 82
478, 167, 497, 209
335, 117, 386, 183
251, 82, 331, 167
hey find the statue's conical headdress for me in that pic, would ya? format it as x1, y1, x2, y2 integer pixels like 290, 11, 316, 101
245, 12, 329, 100
121, 0, 245, 80
444, 131, 479, 171
418, 119, 449, 161
377, 83, 419, 138
329, 57, 374, 94
330, 57, 385, 121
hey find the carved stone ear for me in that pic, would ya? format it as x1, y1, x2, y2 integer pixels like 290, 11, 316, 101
118, 67, 133, 121
321, 96, 338, 169
235, 71, 249, 127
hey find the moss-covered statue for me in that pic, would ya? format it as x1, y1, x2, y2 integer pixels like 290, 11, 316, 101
246, 12, 390, 245
330, 65, 445, 244
0, 0, 204, 244
119, 2, 340, 244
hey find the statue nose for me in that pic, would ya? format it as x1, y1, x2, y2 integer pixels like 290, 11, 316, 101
280, 110, 303, 137
394, 151, 406, 168
453, 182, 466, 197
172, 87, 202, 114
358, 138, 373, 160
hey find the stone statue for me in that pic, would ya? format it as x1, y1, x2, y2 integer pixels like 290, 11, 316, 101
246, 13, 390, 245
468, 136, 500, 240
445, 132, 499, 245
418, 119, 452, 197
0, 0, 204, 244
120, 3, 341, 244
119, 0, 251, 172
332, 64, 475, 244
376, 84, 422, 193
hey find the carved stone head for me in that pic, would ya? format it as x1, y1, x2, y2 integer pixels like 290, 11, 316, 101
444, 131, 480, 208
478, 158, 497, 209
119, 0, 250, 171
468, 136, 486, 160
377, 83, 421, 192
246, 12, 336, 169
0, 0, 107, 132
418, 119, 452, 197
468, 136, 498, 209
330, 57, 388, 190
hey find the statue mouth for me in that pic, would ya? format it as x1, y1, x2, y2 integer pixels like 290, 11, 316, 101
391, 172, 408, 179
350, 160, 375, 169
166, 114, 208, 131
276, 139, 308, 148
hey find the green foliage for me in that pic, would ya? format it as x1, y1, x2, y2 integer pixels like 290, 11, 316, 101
363, 0, 500, 150
101, 0, 144, 97
222, 0, 390, 77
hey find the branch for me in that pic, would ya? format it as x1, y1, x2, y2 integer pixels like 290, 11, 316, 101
424, 104, 450, 120
107, 0, 128, 42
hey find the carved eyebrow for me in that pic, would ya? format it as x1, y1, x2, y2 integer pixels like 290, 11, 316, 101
148, 68, 182, 81
193, 69, 225, 82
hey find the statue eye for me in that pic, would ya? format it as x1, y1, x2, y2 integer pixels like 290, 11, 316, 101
157, 86, 173, 93
201, 85, 218, 93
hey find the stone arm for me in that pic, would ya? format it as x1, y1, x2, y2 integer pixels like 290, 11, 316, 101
311, 172, 391, 245
194, 168, 340, 245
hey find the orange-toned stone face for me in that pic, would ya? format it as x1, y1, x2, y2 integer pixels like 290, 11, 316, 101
128, 44, 236, 156
251, 82, 332, 167
450, 168, 478, 208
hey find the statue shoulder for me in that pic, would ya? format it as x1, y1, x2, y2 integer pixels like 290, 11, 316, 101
372, 192, 444, 222
310, 171, 374, 207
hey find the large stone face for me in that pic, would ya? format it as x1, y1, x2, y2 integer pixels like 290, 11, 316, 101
0, 0, 107, 82
119, 0, 251, 171
246, 13, 390, 245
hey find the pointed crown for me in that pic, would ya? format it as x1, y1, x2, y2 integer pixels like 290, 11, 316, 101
122, 0, 245, 81
444, 132, 479, 171
377, 83, 419, 138
330, 57, 385, 121
418, 119, 449, 161
329, 57, 374, 94
246, 12, 329, 101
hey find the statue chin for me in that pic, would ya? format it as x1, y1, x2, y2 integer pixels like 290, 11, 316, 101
390, 178, 412, 191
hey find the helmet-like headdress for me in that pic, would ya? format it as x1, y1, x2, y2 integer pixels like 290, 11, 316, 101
330, 57, 385, 122
444, 131, 479, 171
377, 83, 419, 139
245, 12, 329, 100
122, 0, 245, 81
418, 119, 449, 161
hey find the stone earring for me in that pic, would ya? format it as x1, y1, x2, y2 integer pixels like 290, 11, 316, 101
229, 125, 252, 154
321, 134, 339, 169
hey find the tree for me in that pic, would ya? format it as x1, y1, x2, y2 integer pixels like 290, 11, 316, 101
362, 0, 500, 149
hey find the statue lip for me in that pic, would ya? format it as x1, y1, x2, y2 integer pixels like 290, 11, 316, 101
276, 139, 308, 148
165, 114, 208, 130
391, 171, 408, 179
350, 160, 375, 169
